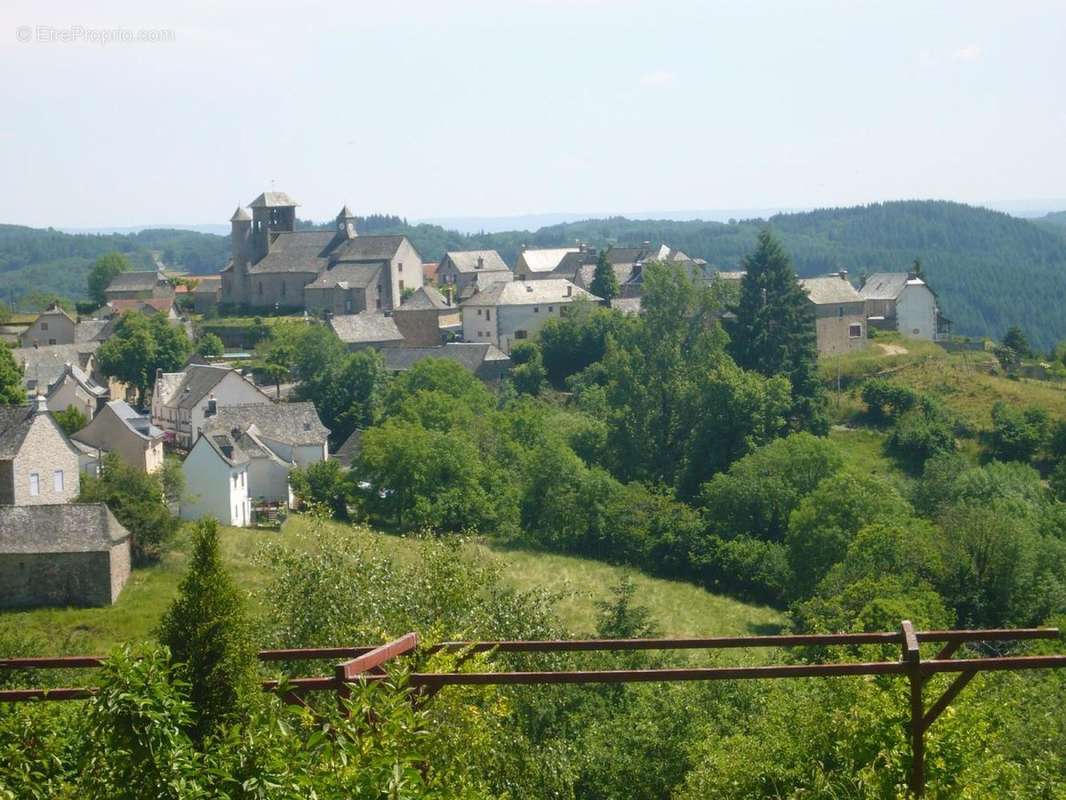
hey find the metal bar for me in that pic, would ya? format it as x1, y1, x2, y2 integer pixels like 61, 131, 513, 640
258, 647, 375, 662
0, 656, 106, 669
0, 687, 97, 702
914, 628, 1058, 643
260, 676, 341, 693
337, 633, 419, 681
901, 620, 920, 663
919, 655, 1066, 675
932, 640, 961, 662
910, 670, 925, 796
410, 661, 910, 687
922, 670, 978, 733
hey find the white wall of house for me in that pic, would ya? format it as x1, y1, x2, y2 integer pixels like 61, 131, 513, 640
19, 312, 75, 347
896, 284, 939, 341
47, 377, 99, 422
180, 438, 250, 527
246, 456, 293, 506
155, 371, 272, 449
461, 305, 498, 347
254, 434, 326, 467
498, 302, 569, 353
388, 240, 424, 310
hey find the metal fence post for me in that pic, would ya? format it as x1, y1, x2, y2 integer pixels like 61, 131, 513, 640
902, 620, 924, 796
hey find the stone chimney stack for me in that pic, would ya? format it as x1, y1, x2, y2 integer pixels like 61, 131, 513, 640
32, 392, 48, 414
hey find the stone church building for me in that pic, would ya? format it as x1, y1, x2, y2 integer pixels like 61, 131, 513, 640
221, 192, 423, 313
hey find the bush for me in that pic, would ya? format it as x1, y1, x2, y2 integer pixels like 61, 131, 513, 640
986, 401, 1048, 462
195, 332, 224, 357
289, 459, 352, 519
861, 378, 919, 422
52, 405, 87, 436
510, 341, 546, 396
156, 519, 259, 740
886, 402, 956, 472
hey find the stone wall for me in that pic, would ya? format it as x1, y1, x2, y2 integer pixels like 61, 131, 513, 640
812, 301, 867, 357
0, 551, 116, 608
11, 417, 79, 505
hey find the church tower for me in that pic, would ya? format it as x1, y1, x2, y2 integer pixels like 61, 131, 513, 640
335, 205, 358, 241
249, 192, 298, 262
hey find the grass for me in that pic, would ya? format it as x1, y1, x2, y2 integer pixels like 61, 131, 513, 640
0, 519, 785, 656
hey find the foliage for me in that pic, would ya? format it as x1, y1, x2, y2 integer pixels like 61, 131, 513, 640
1002, 324, 1031, 358
289, 459, 352, 519
77, 453, 180, 564
886, 399, 957, 472
861, 378, 919, 422
727, 228, 826, 432
588, 249, 620, 300
509, 340, 545, 395
96, 312, 191, 406
539, 297, 629, 388
0, 347, 24, 405
86, 251, 131, 307
157, 519, 259, 740
986, 401, 1049, 462
52, 405, 87, 436
194, 332, 224, 357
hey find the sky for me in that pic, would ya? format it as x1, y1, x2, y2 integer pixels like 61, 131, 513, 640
1, 0, 1065, 229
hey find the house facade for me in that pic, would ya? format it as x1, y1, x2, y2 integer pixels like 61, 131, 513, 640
220, 195, 422, 313
19, 304, 77, 347
152, 364, 273, 449
799, 272, 868, 357
513, 247, 580, 281
0, 398, 80, 506
180, 432, 251, 527
45, 363, 108, 422
460, 279, 598, 353
392, 285, 461, 346
0, 503, 131, 608
72, 400, 165, 474
203, 402, 329, 466
860, 272, 943, 341
436, 251, 512, 301
104, 270, 175, 302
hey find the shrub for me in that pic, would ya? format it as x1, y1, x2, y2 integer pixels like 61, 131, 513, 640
986, 401, 1048, 462
886, 402, 956, 472
289, 459, 352, 519
861, 378, 918, 422
52, 405, 87, 436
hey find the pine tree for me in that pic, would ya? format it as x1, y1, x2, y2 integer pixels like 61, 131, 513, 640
157, 518, 259, 739
589, 250, 620, 301
0, 347, 24, 405
728, 229, 826, 432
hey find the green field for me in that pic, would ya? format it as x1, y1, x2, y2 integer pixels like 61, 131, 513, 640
0, 518, 784, 657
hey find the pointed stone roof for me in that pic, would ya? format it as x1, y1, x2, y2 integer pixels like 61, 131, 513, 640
399, 285, 449, 311
230, 206, 251, 222
338, 205, 355, 218
249, 192, 299, 208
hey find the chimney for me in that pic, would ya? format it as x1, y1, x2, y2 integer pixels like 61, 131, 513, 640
32, 393, 48, 415
206, 395, 217, 417
476, 256, 484, 270
838, 269, 849, 281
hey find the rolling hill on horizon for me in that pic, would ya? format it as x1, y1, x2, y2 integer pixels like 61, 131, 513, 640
3, 200, 1066, 348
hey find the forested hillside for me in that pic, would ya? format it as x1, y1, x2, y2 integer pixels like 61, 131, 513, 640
4, 201, 1066, 346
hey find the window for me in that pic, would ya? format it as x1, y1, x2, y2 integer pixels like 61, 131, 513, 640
232, 474, 238, 488
29, 473, 39, 496
477, 308, 483, 317
376, 298, 382, 309
533, 306, 539, 313
515, 330, 528, 340
41, 322, 48, 331
258, 282, 263, 296
48, 338, 56, 345
486, 309, 491, 321
849, 324, 863, 338
281, 281, 286, 297
398, 263, 403, 273
399, 280, 405, 292
548, 306, 553, 313
53, 470, 64, 492
837, 306, 844, 318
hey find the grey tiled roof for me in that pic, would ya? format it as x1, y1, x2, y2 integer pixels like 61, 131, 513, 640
204, 402, 329, 446
799, 275, 865, 305
47, 363, 107, 399
305, 262, 382, 289
0, 503, 129, 554
231, 206, 251, 221
330, 235, 408, 262
382, 343, 509, 373
109, 400, 164, 439
249, 192, 299, 208
12, 343, 99, 391
441, 250, 510, 274
331, 429, 362, 465
74, 319, 111, 342
400, 285, 449, 311
106, 271, 164, 292
462, 279, 596, 307
0, 405, 35, 459
166, 365, 232, 410
859, 272, 927, 301
328, 313, 405, 345
201, 431, 250, 466
247, 231, 334, 275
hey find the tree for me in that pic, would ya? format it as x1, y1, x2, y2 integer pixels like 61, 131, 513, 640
53, 405, 88, 436
987, 401, 1048, 463
290, 459, 352, 519
87, 252, 132, 307
539, 298, 628, 388
727, 229, 825, 432
0, 347, 24, 405
911, 257, 925, 279
510, 341, 546, 395
96, 312, 191, 406
77, 453, 180, 564
157, 518, 259, 740
195, 332, 224, 358
1002, 325, 1031, 359
589, 249, 620, 301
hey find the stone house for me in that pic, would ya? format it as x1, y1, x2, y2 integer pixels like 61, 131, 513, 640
12, 342, 101, 397
104, 270, 175, 302
191, 275, 222, 313
72, 400, 165, 474
221, 194, 422, 313
460, 279, 598, 353
327, 313, 406, 351
435, 251, 512, 301
392, 286, 461, 346
152, 364, 273, 449
859, 272, 945, 341
799, 272, 868, 357
225, 426, 295, 508
19, 303, 76, 347
0, 503, 131, 608
180, 432, 251, 527
0, 397, 80, 506
203, 402, 329, 466
45, 363, 108, 422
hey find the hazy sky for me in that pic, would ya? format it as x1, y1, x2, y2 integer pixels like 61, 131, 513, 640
2, 0, 1065, 228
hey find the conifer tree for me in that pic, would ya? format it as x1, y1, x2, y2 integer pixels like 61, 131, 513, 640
0, 347, 24, 405
589, 250, 620, 301
157, 518, 259, 739
728, 229, 826, 433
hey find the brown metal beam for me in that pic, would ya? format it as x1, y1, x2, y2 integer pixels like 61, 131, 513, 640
922, 670, 978, 733
336, 633, 419, 682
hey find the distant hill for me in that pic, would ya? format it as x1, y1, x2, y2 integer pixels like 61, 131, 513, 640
4, 200, 1066, 349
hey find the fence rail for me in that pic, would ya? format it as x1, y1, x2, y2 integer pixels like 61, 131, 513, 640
2, 623, 1063, 797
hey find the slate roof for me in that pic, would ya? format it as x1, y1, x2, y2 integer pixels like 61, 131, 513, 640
462, 279, 596, 307
110, 400, 163, 439
74, 319, 111, 343
330, 235, 408, 262
233, 426, 293, 465
192, 275, 222, 295
107, 297, 175, 315
573, 262, 639, 290
518, 247, 579, 273
0, 503, 129, 554
382, 343, 510, 373
247, 231, 334, 275
859, 272, 930, 301
399, 285, 449, 311
106, 271, 164, 293
799, 275, 865, 305
331, 429, 362, 466
0, 405, 36, 459
204, 402, 329, 446
231, 206, 252, 222
305, 262, 382, 290
249, 192, 299, 208
47, 363, 107, 399
441, 250, 510, 274
200, 431, 250, 467
328, 313, 405, 345
158, 365, 262, 411
12, 343, 98, 391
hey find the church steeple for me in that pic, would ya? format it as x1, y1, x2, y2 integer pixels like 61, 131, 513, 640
336, 205, 358, 240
